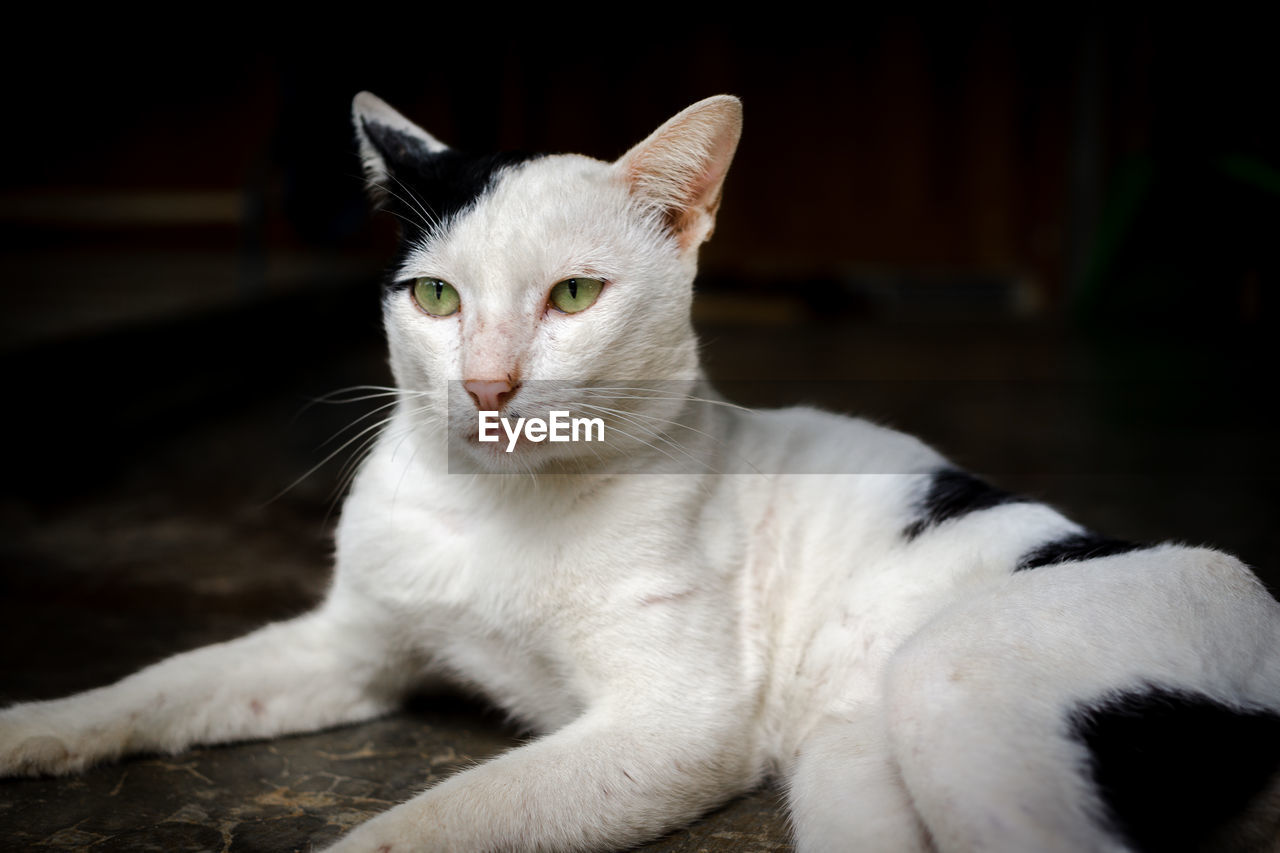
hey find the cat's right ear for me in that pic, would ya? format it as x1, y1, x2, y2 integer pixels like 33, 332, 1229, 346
352, 92, 450, 201
615, 95, 743, 252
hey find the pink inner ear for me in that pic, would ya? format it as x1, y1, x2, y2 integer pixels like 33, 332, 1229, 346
666, 195, 718, 250
674, 150, 735, 246
622, 148, 723, 247
619, 97, 742, 250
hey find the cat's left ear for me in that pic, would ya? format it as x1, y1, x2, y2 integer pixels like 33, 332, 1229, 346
352, 91, 450, 201
615, 95, 743, 251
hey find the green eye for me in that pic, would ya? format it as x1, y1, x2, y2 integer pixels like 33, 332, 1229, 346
412, 278, 460, 316
548, 277, 604, 314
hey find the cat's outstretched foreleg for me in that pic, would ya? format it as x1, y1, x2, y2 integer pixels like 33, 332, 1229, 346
323, 706, 757, 853
884, 546, 1280, 853
0, 602, 409, 776
786, 708, 931, 852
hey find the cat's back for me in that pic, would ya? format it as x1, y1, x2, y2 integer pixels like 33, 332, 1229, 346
725, 402, 1072, 595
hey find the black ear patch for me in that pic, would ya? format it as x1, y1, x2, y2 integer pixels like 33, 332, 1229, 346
902, 468, 1027, 540
1072, 686, 1280, 851
362, 119, 440, 171
361, 118, 544, 244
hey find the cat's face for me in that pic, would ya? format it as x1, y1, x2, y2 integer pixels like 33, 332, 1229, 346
354, 94, 741, 473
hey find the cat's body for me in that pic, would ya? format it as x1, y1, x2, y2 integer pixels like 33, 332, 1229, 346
3, 94, 1280, 852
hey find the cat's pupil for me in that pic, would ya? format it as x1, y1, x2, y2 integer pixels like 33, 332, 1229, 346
568, 279, 578, 300
434, 281, 443, 300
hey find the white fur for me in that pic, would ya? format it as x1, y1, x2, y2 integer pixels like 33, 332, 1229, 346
3, 95, 1279, 853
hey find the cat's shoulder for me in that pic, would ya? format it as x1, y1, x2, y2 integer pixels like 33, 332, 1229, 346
732, 404, 945, 476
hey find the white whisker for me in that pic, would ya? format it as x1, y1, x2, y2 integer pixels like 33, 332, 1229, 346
589, 419, 722, 475
579, 387, 755, 414
572, 401, 763, 475
570, 403, 708, 468
267, 392, 431, 507
377, 172, 442, 235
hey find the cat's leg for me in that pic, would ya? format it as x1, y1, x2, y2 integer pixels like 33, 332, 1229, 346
884, 546, 1280, 853
0, 598, 413, 776
786, 708, 931, 853
321, 701, 758, 853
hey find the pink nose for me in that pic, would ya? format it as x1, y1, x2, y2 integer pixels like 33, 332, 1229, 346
464, 378, 520, 412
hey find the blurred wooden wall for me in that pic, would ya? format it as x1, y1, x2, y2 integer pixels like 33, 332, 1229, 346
2, 13, 1273, 344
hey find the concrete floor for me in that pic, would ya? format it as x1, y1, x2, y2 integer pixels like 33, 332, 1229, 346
1, 290, 1276, 852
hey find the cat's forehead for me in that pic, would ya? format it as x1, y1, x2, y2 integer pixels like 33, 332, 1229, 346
397, 153, 644, 283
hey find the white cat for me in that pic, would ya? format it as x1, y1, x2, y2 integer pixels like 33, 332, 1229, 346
2, 93, 1279, 852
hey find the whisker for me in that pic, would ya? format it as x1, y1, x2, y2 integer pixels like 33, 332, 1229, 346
290, 385, 425, 426
570, 403, 707, 466
309, 384, 408, 401
332, 425, 390, 501
589, 419, 722, 475
265, 410, 405, 507
384, 171, 442, 232
574, 401, 722, 443
375, 173, 442, 235
579, 387, 755, 414
320, 398, 407, 449
573, 402, 763, 475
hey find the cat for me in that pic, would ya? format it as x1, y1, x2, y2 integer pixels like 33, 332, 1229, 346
2, 92, 1280, 853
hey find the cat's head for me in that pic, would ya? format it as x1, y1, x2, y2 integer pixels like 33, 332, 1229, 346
353, 93, 741, 474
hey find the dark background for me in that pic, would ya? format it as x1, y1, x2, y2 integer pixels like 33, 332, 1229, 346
5, 13, 1278, 336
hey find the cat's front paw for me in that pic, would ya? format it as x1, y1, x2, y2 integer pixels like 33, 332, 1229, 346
0, 733, 79, 776
319, 808, 440, 853
0, 703, 120, 777
320, 825, 399, 853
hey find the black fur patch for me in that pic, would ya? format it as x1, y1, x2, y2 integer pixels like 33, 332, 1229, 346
361, 118, 544, 248
902, 468, 1025, 540
1072, 686, 1280, 851
1015, 532, 1144, 571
